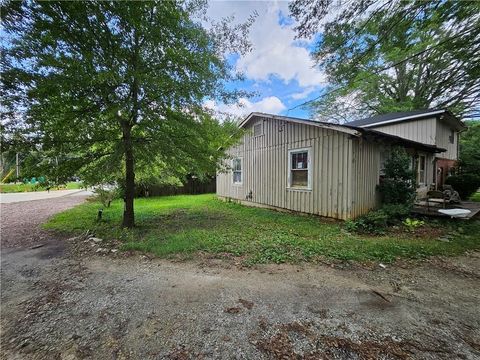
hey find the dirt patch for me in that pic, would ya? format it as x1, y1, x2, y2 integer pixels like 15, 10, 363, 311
1, 195, 88, 249
1, 197, 480, 359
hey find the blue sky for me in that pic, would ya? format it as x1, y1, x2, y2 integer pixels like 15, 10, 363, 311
204, 1, 327, 119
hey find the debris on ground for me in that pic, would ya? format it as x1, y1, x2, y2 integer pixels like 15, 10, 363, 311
238, 299, 254, 310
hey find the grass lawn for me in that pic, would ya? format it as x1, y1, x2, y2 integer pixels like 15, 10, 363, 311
44, 194, 480, 264
470, 192, 480, 202
0, 181, 84, 193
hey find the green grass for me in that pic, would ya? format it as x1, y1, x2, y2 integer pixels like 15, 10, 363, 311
44, 194, 480, 264
0, 181, 83, 193
470, 192, 480, 202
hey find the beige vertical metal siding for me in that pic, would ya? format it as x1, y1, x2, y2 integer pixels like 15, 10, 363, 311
350, 140, 381, 218
371, 117, 437, 145
216, 116, 365, 219
435, 120, 458, 160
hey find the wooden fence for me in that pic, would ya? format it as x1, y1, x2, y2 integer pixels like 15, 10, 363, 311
136, 176, 216, 197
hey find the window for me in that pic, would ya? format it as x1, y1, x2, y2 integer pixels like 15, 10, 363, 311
418, 155, 426, 185
288, 148, 311, 189
449, 129, 455, 144
232, 157, 242, 184
379, 151, 388, 176
253, 123, 263, 137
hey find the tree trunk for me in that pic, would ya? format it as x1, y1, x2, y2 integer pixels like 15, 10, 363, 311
122, 124, 135, 228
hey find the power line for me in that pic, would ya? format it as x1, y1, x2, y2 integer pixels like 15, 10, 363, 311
288, 24, 479, 113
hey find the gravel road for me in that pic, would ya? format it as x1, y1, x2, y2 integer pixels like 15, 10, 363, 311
1, 197, 479, 359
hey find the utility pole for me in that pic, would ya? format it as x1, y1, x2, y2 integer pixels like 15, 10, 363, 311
16, 152, 20, 180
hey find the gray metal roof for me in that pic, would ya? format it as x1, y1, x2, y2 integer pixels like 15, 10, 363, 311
347, 109, 449, 127
242, 112, 446, 153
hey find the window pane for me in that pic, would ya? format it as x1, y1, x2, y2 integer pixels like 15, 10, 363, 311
254, 124, 262, 136
419, 156, 425, 171
291, 170, 308, 187
233, 171, 242, 183
233, 158, 241, 171
419, 171, 425, 183
291, 151, 308, 169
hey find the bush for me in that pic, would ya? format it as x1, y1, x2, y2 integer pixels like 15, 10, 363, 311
381, 203, 411, 218
377, 147, 416, 205
445, 174, 480, 200
94, 186, 119, 208
345, 209, 389, 234
403, 218, 425, 232
345, 204, 411, 235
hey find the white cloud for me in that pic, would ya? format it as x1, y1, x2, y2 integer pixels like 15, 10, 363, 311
289, 87, 317, 100
205, 96, 286, 118
207, 1, 327, 88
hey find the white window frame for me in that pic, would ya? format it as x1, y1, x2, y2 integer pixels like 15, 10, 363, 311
287, 147, 312, 190
253, 122, 263, 137
417, 154, 426, 185
232, 157, 243, 185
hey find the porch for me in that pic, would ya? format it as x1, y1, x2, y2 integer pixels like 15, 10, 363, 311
413, 200, 480, 219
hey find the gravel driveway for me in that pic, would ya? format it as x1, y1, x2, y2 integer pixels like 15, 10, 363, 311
1, 197, 479, 359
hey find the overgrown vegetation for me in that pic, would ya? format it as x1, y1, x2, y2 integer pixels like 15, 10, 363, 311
44, 194, 480, 265
93, 186, 119, 208
471, 192, 480, 202
449, 121, 480, 200
347, 148, 415, 234
378, 147, 416, 205
445, 174, 480, 200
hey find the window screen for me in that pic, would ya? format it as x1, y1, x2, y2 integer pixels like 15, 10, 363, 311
418, 155, 426, 184
290, 151, 309, 187
232, 158, 242, 184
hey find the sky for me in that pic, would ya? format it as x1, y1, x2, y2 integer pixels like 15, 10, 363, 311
204, 0, 327, 120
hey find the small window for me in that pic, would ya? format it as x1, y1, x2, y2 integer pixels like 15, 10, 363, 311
418, 155, 426, 184
232, 157, 242, 184
379, 151, 388, 175
253, 123, 263, 137
288, 148, 311, 189
449, 129, 455, 144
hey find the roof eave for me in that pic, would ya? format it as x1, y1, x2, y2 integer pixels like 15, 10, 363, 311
362, 110, 446, 128
239, 112, 362, 137
345, 125, 446, 153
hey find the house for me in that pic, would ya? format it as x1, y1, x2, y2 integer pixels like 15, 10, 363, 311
347, 109, 466, 187
216, 110, 464, 220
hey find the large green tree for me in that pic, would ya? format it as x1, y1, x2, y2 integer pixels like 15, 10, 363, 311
459, 120, 480, 174
289, 0, 480, 122
1, 1, 250, 227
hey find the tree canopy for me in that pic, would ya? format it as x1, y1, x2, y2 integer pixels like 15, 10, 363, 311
289, 0, 480, 122
459, 120, 480, 174
1, 0, 251, 227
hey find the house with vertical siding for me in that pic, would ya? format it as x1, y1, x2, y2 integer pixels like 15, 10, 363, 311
216, 109, 464, 220
347, 109, 466, 186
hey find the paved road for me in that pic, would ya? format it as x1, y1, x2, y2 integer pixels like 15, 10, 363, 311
0, 189, 93, 203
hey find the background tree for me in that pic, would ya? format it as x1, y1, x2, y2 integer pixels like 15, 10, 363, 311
1, 1, 251, 227
445, 120, 480, 199
289, 0, 480, 122
458, 121, 480, 175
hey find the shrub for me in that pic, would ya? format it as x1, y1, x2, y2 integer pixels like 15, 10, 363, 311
445, 174, 480, 200
381, 203, 412, 218
345, 209, 389, 234
377, 147, 416, 205
94, 186, 119, 208
403, 218, 425, 232
345, 204, 411, 235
